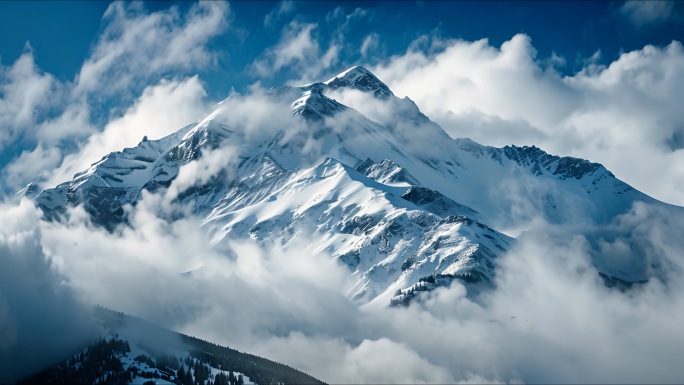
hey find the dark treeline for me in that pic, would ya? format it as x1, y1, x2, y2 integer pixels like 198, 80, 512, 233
16, 307, 326, 385
17, 338, 133, 385
180, 333, 325, 385
16, 335, 325, 385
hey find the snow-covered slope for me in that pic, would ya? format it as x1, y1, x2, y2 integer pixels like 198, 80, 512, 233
33, 66, 672, 305
18, 307, 323, 385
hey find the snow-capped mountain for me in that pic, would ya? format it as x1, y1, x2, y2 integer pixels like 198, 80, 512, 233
32, 66, 670, 306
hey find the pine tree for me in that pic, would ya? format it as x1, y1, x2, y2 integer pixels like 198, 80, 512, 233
177, 365, 186, 384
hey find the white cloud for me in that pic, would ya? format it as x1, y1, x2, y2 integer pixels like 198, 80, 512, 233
620, 0, 677, 28
264, 0, 296, 27
272, 23, 319, 71
0, 199, 97, 384
1, 145, 61, 190
251, 21, 327, 79
75, 1, 229, 97
36, 103, 95, 147
46, 76, 210, 189
368, 34, 684, 206
36, 197, 682, 384
167, 145, 239, 201
360, 33, 379, 58
247, 333, 456, 384
251, 6, 374, 82
326, 6, 370, 27
0, 47, 57, 150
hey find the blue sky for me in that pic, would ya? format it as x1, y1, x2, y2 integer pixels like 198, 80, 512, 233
2, 1, 682, 93
1, 0, 684, 204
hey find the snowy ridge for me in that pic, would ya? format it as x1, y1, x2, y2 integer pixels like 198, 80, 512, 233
35, 120, 234, 227
33, 66, 673, 304
324, 66, 393, 98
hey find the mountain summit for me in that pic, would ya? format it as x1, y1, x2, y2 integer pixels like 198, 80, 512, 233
324, 65, 393, 98
32, 66, 670, 305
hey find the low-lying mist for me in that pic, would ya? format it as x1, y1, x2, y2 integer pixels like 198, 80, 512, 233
2, 185, 684, 383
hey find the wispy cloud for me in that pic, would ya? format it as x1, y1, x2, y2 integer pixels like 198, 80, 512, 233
251, 21, 340, 82
263, 0, 296, 27
75, 1, 229, 98
251, 6, 375, 83
360, 33, 379, 58
619, 0, 679, 28
251, 21, 321, 77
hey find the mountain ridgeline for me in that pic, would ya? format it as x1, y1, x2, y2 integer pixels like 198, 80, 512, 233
32, 65, 669, 306
16, 307, 325, 385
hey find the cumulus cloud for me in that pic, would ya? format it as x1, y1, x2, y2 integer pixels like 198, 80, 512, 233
475, 210, 684, 383
368, 34, 684, 206
0, 47, 58, 150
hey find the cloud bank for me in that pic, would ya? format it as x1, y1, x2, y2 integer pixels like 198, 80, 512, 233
3, 188, 684, 383
0, 200, 98, 384
363, 33, 684, 206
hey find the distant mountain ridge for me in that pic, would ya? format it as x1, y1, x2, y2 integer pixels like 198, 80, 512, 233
31, 66, 673, 306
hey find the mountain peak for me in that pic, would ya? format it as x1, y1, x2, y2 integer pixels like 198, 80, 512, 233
325, 65, 393, 98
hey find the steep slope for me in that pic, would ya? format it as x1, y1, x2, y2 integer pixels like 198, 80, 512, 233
197, 156, 511, 305
324, 67, 656, 229
33, 66, 672, 305
17, 307, 324, 385
34, 120, 235, 228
